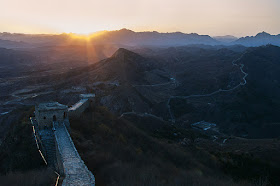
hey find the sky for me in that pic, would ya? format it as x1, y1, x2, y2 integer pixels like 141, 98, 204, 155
0, 0, 279, 37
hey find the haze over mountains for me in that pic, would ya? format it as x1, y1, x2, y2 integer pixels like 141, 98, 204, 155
0, 29, 280, 48
1, 28, 280, 185
234, 32, 280, 46
213, 35, 238, 43
1, 42, 280, 139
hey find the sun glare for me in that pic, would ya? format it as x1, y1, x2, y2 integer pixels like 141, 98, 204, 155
69, 33, 92, 41
68, 31, 107, 41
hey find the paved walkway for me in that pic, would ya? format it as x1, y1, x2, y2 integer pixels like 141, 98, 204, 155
54, 122, 95, 186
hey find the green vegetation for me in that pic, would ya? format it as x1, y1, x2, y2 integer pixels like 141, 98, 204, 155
1, 104, 278, 186
170, 98, 196, 118
70, 105, 248, 186
215, 152, 280, 185
0, 106, 57, 186
0, 168, 55, 186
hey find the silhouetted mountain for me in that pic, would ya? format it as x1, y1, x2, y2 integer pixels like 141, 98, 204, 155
0, 29, 220, 47
234, 32, 280, 46
83, 48, 156, 85
0, 32, 69, 45
3, 30, 280, 48
255, 32, 272, 38
91, 29, 220, 46
111, 48, 142, 59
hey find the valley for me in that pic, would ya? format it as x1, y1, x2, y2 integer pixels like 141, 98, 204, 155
1, 44, 280, 140
1, 32, 280, 185
1, 0, 280, 184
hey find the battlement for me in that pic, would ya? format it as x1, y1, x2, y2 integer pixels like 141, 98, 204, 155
80, 93, 95, 99
32, 94, 95, 185
68, 94, 95, 119
36, 102, 68, 111
35, 102, 68, 130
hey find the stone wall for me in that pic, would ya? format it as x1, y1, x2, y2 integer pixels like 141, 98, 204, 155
53, 122, 95, 185
33, 97, 95, 185
30, 117, 48, 164
68, 99, 93, 119
54, 127, 65, 176
36, 109, 67, 130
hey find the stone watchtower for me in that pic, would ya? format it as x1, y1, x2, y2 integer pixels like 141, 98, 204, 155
32, 99, 95, 185
35, 102, 68, 130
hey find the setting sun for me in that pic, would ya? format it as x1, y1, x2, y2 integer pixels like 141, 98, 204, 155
68, 33, 92, 41
68, 31, 108, 41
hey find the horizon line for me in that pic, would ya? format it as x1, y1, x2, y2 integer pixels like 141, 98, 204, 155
0, 28, 279, 38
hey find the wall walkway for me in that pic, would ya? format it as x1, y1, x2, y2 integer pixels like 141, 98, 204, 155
53, 121, 95, 186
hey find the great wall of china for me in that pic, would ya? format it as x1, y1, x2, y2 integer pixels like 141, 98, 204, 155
30, 94, 95, 186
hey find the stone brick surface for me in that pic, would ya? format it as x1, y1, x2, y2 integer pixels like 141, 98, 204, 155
54, 122, 95, 186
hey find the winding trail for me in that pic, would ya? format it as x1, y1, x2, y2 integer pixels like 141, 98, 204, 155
120, 52, 248, 123
132, 81, 174, 87
167, 52, 248, 122
223, 138, 228, 144
0, 111, 10, 116
121, 76, 176, 119
119, 111, 164, 121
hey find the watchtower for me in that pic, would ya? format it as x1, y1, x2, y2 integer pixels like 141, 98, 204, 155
35, 102, 68, 130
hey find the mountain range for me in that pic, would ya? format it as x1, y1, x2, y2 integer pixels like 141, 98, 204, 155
1, 29, 280, 47
234, 32, 280, 46
1, 34, 280, 185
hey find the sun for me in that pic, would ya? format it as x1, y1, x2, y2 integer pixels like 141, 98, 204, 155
68, 33, 92, 41
68, 31, 108, 41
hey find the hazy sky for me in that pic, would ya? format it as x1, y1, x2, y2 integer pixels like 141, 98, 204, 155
1, 0, 279, 36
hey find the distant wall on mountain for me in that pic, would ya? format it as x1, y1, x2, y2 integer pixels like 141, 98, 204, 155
68, 94, 95, 119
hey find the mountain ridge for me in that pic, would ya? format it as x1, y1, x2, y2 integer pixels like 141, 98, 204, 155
0, 29, 220, 46
111, 48, 143, 59
234, 32, 280, 46
1, 29, 280, 48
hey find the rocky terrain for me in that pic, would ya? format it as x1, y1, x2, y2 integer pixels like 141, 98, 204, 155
1, 44, 280, 139
39, 44, 280, 139
1, 32, 280, 185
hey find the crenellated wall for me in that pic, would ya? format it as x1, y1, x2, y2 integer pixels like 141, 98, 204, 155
31, 94, 96, 185
31, 118, 95, 185
68, 94, 95, 119
68, 99, 90, 119
35, 102, 68, 130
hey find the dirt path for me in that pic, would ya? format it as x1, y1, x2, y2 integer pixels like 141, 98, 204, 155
167, 52, 248, 122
